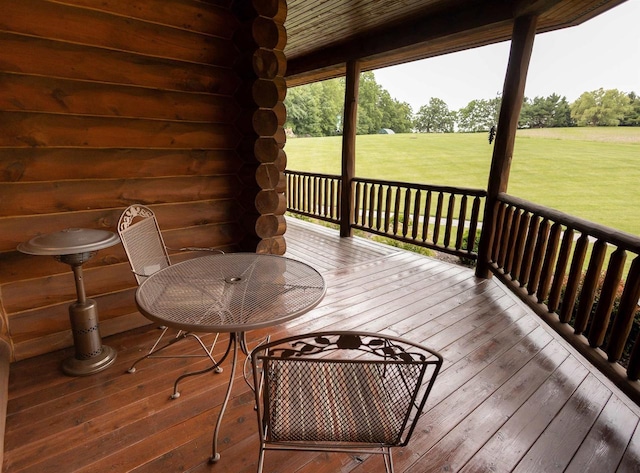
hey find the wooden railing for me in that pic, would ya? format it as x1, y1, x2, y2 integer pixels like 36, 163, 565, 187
352, 177, 486, 259
286, 170, 640, 402
285, 170, 342, 224
487, 193, 640, 403
285, 170, 487, 259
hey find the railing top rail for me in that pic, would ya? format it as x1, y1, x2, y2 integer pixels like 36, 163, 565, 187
285, 170, 341, 179
353, 176, 487, 197
499, 193, 640, 253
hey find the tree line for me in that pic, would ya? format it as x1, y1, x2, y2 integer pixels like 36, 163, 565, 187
284, 72, 640, 136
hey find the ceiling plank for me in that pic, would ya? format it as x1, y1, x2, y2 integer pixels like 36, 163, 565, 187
287, 0, 516, 79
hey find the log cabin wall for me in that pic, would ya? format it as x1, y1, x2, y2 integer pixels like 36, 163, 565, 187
0, 0, 288, 362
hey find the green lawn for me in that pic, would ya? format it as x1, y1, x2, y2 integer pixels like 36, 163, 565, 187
284, 128, 640, 238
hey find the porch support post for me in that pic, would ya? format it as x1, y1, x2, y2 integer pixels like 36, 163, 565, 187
340, 59, 360, 237
476, 14, 538, 278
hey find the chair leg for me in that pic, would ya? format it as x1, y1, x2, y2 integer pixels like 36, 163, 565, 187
242, 334, 271, 393
127, 326, 177, 373
383, 447, 394, 473
127, 328, 222, 375
185, 332, 223, 374
256, 445, 266, 473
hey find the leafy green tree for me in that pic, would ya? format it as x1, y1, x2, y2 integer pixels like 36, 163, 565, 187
379, 90, 413, 133
414, 98, 456, 133
357, 72, 384, 134
284, 84, 323, 136
317, 79, 345, 135
519, 94, 573, 128
570, 88, 632, 126
284, 79, 345, 136
457, 96, 501, 132
620, 92, 640, 126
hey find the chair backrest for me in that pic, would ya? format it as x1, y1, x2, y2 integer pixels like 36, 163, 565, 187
117, 205, 171, 285
251, 331, 442, 450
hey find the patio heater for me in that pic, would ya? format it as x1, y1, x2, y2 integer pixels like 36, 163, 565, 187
18, 228, 120, 376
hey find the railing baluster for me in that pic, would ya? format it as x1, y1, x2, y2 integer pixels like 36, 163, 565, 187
363, 183, 370, 227
433, 192, 443, 244
393, 186, 401, 236
422, 190, 432, 243
353, 181, 362, 226
574, 239, 607, 335
510, 212, 530, 282
467, 196, 481, 253
628, 333, 640, 381
337, 178, 342, 221
519, 215, 541, 288
322, 176, 327, 217
444, 194, 455, 248
308, 175, 313, 215
589, 247, 626, 348
607, 256, 640, 363
403, 188, 412, 237
368, 184, 376, 228
318, 176, 322, 215
504, 209, 522, 277
376, 184, 384, 230
537, 222, 562, 303
312, 176, 318, 215
490, 202, 506, 263
527, 218, 550, 296
497, 205, 515, 270
412, 190, 422, 240
559, 233, 589, 323
455, 195, 468, 251
384, 185, 392, 232
548, 227, 574, 312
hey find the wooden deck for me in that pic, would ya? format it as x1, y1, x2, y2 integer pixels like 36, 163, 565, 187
4, 218, 640, 473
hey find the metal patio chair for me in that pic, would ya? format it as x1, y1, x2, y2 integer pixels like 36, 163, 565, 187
118, 204, 223, 394
250, 331, 443, 473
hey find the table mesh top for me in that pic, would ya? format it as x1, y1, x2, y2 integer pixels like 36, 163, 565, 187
135, 253, 326, 332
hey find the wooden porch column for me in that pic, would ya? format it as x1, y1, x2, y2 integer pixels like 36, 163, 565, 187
476, 14, 538, 278
340, 60, 361, 237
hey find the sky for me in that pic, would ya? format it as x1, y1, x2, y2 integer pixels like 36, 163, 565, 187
374, 0, 640, 112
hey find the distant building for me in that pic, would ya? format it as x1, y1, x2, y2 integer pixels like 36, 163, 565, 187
378, 128, 395, 134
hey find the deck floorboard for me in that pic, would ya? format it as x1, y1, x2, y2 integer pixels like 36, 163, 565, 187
4, 217, 639, 473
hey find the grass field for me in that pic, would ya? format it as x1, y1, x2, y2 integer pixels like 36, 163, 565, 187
284, 127, 640, 238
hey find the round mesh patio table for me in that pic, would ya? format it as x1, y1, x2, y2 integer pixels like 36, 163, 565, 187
135, 252, 326, 463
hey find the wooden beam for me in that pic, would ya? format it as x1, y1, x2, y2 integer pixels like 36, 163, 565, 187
340, 60, 360, 238
476, 14, 538, 278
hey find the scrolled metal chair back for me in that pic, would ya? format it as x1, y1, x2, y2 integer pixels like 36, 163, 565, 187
117, 204, 171, 284
251, 331, 443, 473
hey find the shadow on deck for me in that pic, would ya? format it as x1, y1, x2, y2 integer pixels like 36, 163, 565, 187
4, 217, 640, 472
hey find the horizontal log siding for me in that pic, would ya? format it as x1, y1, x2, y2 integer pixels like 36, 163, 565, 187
487, 193, 640, 404
0, 0, 246, 360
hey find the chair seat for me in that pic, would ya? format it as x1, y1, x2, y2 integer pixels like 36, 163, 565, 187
267, 360, 417, 445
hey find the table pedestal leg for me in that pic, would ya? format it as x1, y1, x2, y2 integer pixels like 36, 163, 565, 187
210, 332, 240, 463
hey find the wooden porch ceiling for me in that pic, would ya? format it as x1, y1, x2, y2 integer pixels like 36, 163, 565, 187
4, 218, 640, 472
285, 0, 627, 86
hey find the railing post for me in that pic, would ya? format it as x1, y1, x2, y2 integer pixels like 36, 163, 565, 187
340, 60, 360, 237
476, 14, 537, 278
